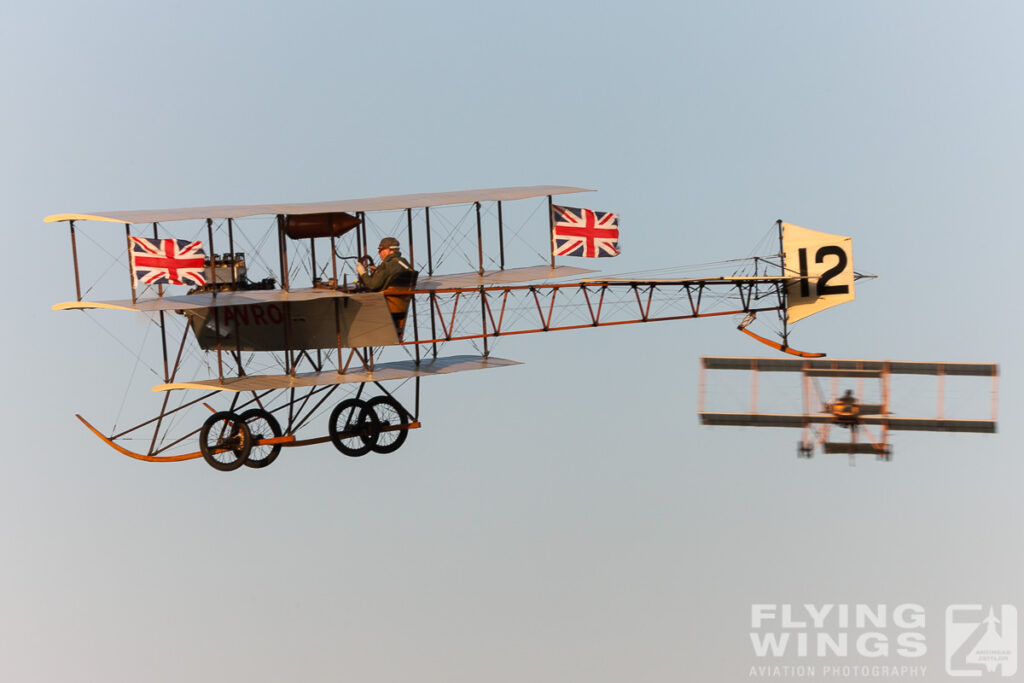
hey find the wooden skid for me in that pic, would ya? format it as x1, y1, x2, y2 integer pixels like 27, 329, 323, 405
76, 413, 419, 463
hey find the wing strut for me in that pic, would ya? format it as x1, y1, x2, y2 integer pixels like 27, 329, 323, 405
737, 316, 825, 359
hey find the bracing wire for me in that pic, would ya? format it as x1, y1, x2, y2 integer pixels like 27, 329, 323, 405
111, 315, 154, 432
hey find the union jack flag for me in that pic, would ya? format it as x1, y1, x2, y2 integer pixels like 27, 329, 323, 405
130, 236, 207, 286
551, 205, 620, 258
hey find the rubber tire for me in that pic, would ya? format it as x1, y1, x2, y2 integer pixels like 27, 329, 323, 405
200, 411, 252, 472
365, 396, 409, 454
329, 399, 380, 457
239, 408, 283, 469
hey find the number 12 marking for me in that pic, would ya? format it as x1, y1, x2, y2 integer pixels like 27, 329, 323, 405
798, 246, 850, 297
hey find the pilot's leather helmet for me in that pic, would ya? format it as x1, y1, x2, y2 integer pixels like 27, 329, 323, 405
378, 237, 400, 251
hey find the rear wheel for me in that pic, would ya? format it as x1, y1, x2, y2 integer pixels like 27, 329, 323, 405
239, 408, 283, 469
329, 399, 380, 457
365, 396, 409, 454
200, 411, 252, 471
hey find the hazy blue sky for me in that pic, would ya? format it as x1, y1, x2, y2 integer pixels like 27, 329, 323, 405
3, 2, 1022, 681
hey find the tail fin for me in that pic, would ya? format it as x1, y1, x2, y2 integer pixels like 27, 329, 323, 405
781, 222, 855, 324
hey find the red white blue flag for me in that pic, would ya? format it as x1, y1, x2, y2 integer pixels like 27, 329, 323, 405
130, 236, 207, 286
551, 205, 620, 258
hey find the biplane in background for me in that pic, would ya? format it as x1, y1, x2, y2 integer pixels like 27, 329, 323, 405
48, 185, 860, 472
698, 357, 999, 462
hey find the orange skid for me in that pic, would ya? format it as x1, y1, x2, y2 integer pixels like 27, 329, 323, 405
76, 414, 295, 463
738, 325, 825, 359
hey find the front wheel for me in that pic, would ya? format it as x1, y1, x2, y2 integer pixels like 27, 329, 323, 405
199, 411, 252, 471
365, 396, 409, 454
329, 399, 380, 457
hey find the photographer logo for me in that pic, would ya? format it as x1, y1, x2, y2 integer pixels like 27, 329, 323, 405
946, 605, 1017, 677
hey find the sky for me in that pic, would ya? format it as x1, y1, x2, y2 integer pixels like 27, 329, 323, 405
2, 1, 1022, 681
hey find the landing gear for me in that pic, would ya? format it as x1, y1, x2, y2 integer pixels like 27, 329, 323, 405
329, 398, 381, 457
328, 394, 412, 456
198, 390, 414, 469
797, 442, 814, 459
239, 408, 283, 469
365, 395, 409, 453
199, 411, 252, 471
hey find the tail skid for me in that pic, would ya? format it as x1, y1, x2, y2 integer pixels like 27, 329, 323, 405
737, 322, 825, 358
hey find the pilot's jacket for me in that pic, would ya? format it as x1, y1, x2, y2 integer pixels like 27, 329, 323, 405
358, 250, 417, 291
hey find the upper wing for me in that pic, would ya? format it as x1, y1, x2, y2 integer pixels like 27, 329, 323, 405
44, 185, 594, 225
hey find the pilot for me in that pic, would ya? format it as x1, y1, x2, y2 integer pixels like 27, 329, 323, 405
356, 237, 417, 291
834, 389, 859, 425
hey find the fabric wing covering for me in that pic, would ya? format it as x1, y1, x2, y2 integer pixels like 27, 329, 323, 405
782, 222, 855, 324
43, 185, 593, 225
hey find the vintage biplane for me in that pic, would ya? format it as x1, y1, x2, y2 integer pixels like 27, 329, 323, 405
698, 357, 999, 461
48, 185, 860, 471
